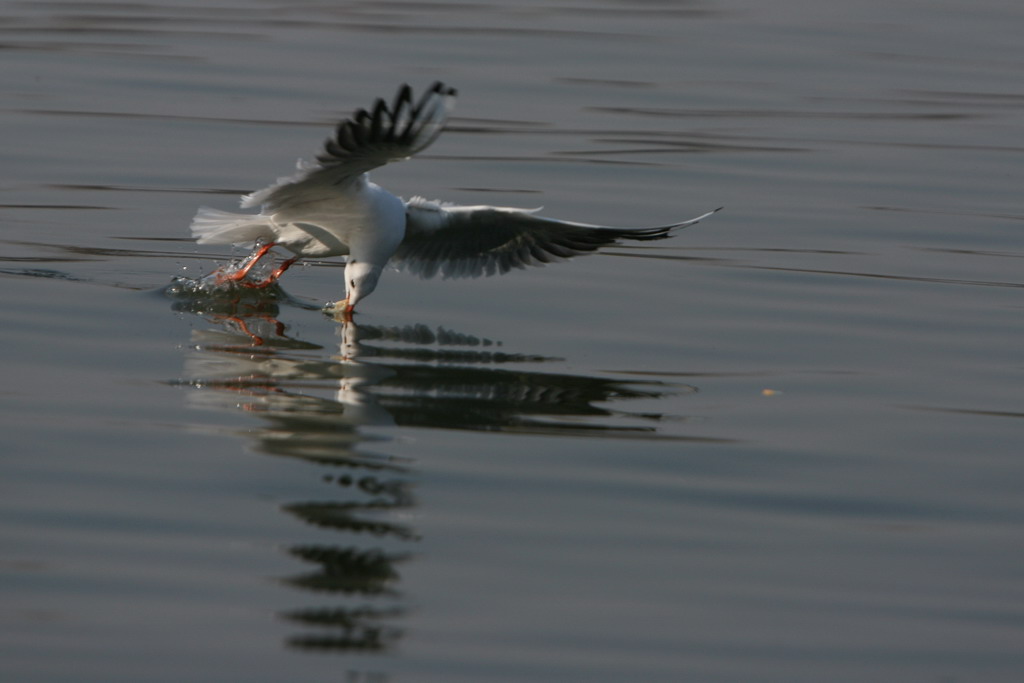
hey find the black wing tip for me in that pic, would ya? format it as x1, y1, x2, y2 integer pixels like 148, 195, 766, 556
426, 81, 457, 98
399, 81, 456, 97
317, 81, 458, 163
618, 206, 724, 242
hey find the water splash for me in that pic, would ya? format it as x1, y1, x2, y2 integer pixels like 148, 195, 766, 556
169, 241, 281, 293
161, 245, 321, 318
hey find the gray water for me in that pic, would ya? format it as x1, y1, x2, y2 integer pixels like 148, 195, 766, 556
2, 1, 1023, 681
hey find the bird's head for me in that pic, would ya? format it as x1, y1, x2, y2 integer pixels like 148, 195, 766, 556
344, 260, 383, 311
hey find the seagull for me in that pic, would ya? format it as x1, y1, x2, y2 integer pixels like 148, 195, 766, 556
191, 82, 720, 320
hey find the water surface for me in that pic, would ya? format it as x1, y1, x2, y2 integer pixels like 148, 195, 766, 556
2, 1, 1023, 681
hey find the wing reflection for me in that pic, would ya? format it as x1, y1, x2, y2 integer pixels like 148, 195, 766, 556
170, 291, 690, 655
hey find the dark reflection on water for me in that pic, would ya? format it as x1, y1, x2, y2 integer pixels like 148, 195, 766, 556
164, 282, 698, 439
164, 283, 698, 653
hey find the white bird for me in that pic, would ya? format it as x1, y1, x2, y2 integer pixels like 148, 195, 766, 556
191, 82, 720, 320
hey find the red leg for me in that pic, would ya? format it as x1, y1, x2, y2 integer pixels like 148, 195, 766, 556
242, 255, 299, 289
214, 242, 277, 285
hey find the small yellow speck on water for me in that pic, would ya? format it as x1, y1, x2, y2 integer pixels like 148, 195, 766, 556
761, 389, 781, 396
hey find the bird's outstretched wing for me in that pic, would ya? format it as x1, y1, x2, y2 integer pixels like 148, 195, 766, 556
241, 82, 457, 212
394, 198, 721, 279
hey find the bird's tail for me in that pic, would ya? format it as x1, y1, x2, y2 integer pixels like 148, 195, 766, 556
190, 207, 276, 245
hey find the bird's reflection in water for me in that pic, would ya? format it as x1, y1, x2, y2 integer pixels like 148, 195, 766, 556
168, 286, 691, 655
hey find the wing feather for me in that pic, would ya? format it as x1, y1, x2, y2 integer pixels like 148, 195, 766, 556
240, 82, 456, 211
394, 199, 721, 279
